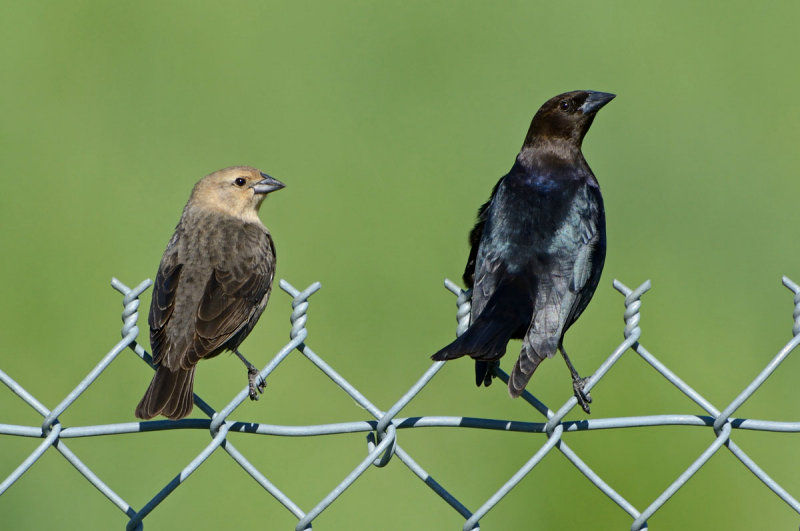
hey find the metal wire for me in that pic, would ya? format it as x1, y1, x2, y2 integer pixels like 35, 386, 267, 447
2, 275, 800, 530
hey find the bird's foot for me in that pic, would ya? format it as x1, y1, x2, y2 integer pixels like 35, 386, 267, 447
247, 367, 266, 400
573, 377, 592, 414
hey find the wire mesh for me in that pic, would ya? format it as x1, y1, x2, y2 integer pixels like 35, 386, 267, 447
2, 275, 800, 530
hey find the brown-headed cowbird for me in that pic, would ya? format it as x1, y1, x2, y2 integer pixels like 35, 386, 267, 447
432, 90, 614, 413
135, 166, 285, 420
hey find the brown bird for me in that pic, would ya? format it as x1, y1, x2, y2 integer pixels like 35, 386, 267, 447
135, 166, 285, 420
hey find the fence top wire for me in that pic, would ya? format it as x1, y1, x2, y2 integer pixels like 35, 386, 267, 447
1, 274, 800, 530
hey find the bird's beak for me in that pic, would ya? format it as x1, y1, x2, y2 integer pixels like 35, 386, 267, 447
252, 172, 285, 194
579, 92, 616, 114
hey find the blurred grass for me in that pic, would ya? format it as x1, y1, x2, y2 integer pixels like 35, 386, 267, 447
2, 1, 800, 529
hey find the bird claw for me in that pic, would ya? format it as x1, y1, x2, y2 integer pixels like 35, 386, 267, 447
573, 377, 592, 414
247, 367, 266, 401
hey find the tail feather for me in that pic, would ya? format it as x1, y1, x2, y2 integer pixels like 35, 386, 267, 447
508, 336, 557, 397
135, 365, 196, 420
431, 311, 517, 362
509, 352, 541, 397
474, 360, 497, 387
432, 286, 530, 363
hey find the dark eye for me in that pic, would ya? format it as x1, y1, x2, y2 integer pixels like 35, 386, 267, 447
559, 100, 570, 111
234, 177, 247, 187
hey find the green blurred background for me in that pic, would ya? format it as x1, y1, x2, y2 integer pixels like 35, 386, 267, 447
2, 1, 800, 529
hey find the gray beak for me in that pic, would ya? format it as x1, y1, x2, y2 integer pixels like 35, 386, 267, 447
252, 172, 285, 194
579, 91, 616, 114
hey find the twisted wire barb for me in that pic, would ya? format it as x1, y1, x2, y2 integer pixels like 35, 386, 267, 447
784, 276, 800, 338
1, 275, 799, 529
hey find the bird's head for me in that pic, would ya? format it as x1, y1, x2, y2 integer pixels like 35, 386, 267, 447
189, 166, 285, 222
523, 90, 615, 150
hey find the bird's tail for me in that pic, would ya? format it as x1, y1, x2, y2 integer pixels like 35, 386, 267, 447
431, 281, 531, 376
135, 365, 196, 420
474, 360, 497, 387
508, 335, 558, 398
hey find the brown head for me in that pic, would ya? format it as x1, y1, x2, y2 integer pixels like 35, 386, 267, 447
522, 90, 615, 151
187, 166, 285, 222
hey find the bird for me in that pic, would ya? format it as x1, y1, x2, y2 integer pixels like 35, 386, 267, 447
135, 166, 285, 420
432, 90, 614, 413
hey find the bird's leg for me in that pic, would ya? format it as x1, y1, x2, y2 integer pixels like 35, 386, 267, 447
559, 344, 591, 414
234, 349, 266, 400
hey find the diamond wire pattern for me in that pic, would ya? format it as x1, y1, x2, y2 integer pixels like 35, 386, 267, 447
1, 275, 800, 530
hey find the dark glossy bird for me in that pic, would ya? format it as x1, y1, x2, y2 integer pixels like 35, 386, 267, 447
432, 90, 614, 413
135, 166, 285, 420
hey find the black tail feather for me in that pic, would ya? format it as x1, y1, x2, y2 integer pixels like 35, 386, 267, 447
431, 310, 516, 362
474, 360, 497, 387
432, 280, 531, 362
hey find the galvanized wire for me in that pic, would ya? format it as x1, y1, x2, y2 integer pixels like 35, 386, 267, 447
2, 275, 800, 530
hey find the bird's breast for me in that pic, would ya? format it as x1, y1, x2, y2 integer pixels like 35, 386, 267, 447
483, 176, 589, 272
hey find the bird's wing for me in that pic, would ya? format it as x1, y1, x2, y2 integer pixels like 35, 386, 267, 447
511, 182, 604, 397
471, 246, 506, 323
148, 236, 183, 366
463, 177, 504, 288
562, 181, 605, 330
519, 182, 605, 361
185, 227, 275, 367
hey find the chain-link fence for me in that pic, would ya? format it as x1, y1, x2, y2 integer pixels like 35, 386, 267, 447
2, 275, 800, 530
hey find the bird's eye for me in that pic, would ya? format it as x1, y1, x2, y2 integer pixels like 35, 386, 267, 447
559, 100, 571, 111
234, 177, 247, 187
